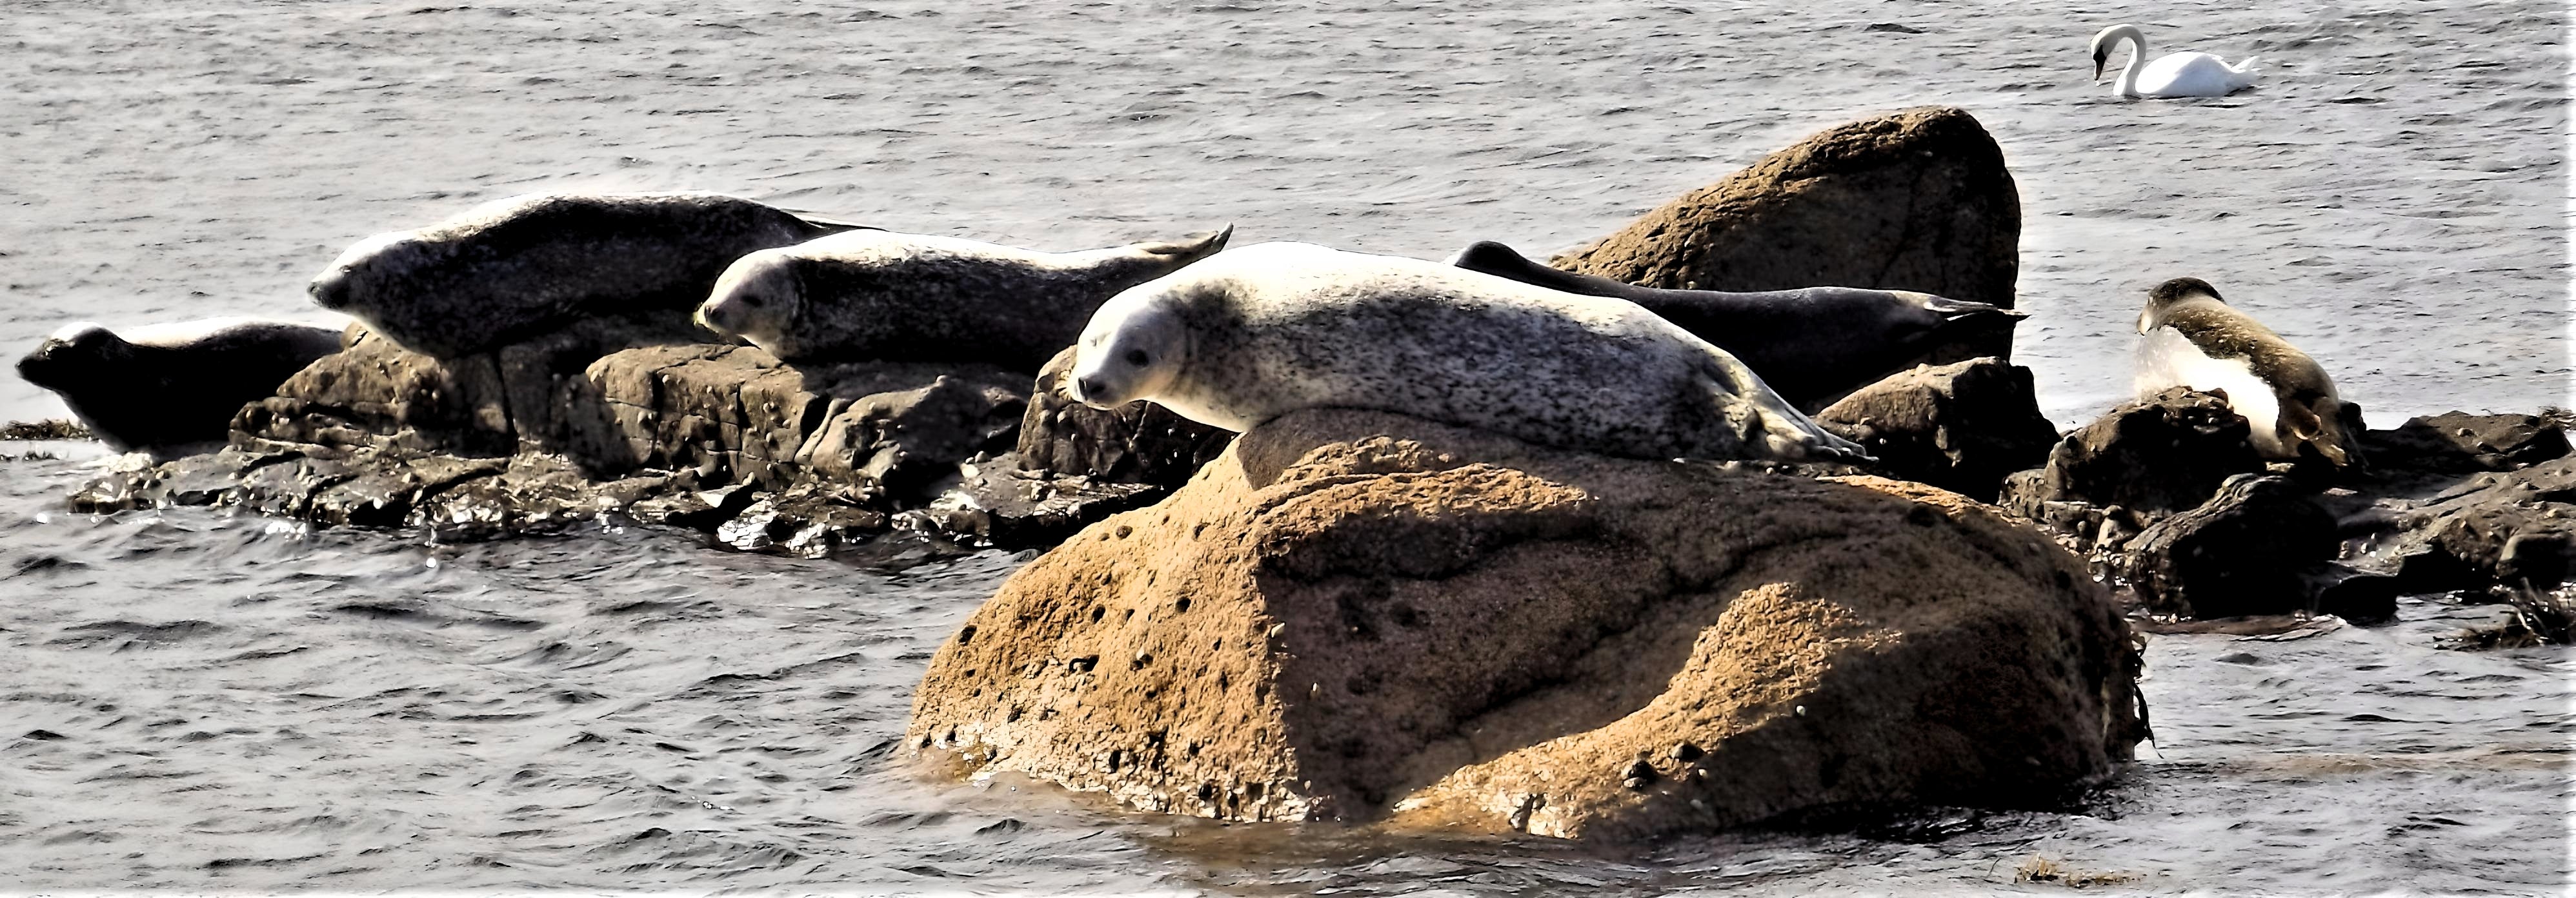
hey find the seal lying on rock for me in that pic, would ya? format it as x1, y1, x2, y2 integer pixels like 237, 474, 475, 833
308, 192, 870, 359
1067, 241, 1869, 463
15, 318, 344, 454
1448, 240, 2025, 410
2133, 277, 2364, 467
694, 226, 1233, 372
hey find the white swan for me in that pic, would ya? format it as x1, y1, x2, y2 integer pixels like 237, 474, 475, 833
2089, 24, 2260, 99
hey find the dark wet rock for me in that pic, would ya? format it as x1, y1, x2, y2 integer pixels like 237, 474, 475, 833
237, 324, 519, 457
908, 408, 2140, 842
2502, 588, 2576, 644
2006, 389, 2266, 516
901, 454, 1169, 549
2116, 475, 2337, 619
1551, 106, 2021, 363
1014, 346, 1234, 488
2357, 411, 2570, 477
2302, 564, 2401, 626
1815, 357, 2058, 500
2344, 455, 2576, 598
97, 314, 1060, 554
574, 344, 1027, 500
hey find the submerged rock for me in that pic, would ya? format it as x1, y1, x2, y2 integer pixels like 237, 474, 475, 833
906, 408, 2142, 841
1551, 106, 2022, 364
1815, 357, 2059, 501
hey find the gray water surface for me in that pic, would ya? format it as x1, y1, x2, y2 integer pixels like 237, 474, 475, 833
1, 0, 2570, 893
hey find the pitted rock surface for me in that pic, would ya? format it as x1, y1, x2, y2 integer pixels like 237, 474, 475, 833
906, 408, 2141, 842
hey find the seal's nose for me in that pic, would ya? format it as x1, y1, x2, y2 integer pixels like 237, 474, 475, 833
308, 270, 352, 310
15, 342, 59, 383
1074, 376, 1102, 401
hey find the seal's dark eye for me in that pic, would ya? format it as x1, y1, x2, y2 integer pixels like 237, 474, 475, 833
741, 293, 765, 308
1125, 350, 1150, 366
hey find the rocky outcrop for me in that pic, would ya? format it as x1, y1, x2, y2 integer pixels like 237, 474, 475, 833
1551, 106, 2022, 363
2007, 389, 2268, 517
2356, 411, 2571, 477
1980, 398, 2576, 631
1815, 357, 2058, 501
79, 321, 1066, 554
1014, 346, 1235, 488
906, 408, 2142, 842
2115, 474, 2353, 620
2346, 454, 2576, 594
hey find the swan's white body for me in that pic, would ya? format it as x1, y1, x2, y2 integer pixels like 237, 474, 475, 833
2090, 25, 2260, 99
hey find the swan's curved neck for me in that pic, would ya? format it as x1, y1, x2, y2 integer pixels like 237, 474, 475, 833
2109, 26, 2148, 97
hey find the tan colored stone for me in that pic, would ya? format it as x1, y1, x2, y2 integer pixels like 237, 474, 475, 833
1553, 106, 2021, 363
906, 408, 2141, 842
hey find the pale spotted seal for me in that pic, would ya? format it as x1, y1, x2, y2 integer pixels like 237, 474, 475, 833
1066, 241, 1869, 463
308, 192, 870, 359
15, 318, 345, 455
694, 226, 1231, 372
2133, 277, 2364, 467
1447, 240, 2026, 410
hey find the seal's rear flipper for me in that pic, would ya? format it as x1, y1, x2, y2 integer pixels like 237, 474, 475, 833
787, 212, 882, 237
1136, 224, 1234, 264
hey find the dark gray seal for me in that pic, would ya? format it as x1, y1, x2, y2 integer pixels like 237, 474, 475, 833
15, 318, 344, 455
1066, 241, 1867, 463
2134, 277, 2363, 468
695, 226, 1231, 372
1447, 240, 2025, 410
307, 192, 870, 359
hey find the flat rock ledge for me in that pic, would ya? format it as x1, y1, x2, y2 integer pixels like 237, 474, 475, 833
905, 408, 2143, 843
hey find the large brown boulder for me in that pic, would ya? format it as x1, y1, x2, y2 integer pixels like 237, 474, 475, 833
1551, 106, 2022, 363
906, 409, 2142, 842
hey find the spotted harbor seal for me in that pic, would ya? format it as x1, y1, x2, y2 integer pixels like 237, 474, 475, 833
2134, 277, 2363, 467
15, 318, 345, 455
1447, 240, 2026, 410
308, 192, 870, 359
1067, 241, 1869, 463
694, 226, 1232, 372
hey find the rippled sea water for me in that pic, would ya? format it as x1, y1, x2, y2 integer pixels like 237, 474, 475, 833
1, 0, 2569, 893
